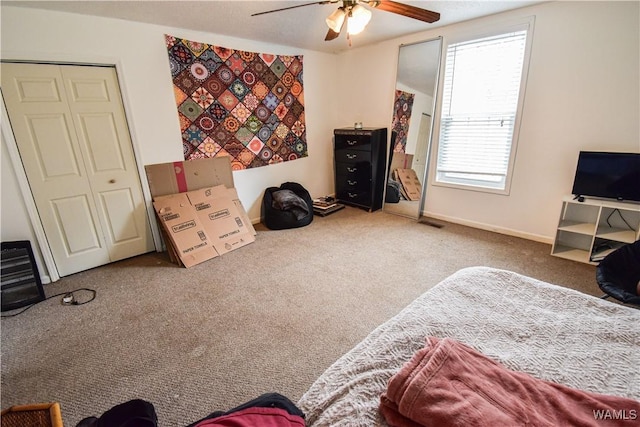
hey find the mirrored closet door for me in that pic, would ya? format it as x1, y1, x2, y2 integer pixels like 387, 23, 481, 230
384, 37, 442, 220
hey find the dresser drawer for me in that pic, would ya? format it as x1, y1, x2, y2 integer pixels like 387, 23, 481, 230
336, 168, 370, 191
335, 161, 371, 178
335, 149, 371, 164
336, 188, 371, 206
335, 134, 372, 151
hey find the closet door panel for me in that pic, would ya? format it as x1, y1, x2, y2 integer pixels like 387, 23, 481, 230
2, 63, 153, 276
62, 66, 153, 262
2, 63, 110, 276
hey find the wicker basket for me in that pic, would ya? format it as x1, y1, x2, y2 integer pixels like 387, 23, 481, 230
1, 403, 63, 427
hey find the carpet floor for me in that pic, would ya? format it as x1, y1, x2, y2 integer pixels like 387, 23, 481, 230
1, 207, 598, 426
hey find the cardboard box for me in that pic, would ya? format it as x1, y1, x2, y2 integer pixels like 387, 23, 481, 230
187, 185, 255, 256
396, 168, 422, 201
153, 193, 219, 267
145, 157, 256, 267
145, 157, 234, 197
389, 152, 414, 174
145, 157, 255, 236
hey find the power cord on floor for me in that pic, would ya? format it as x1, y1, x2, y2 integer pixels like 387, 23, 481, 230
1, 288, 96, 318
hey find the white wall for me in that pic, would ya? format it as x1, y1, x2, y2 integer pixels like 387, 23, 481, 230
335, 0, 640, 242
2, 1, 639, 281
1, 5, 340, 279
1, 131, 49, 277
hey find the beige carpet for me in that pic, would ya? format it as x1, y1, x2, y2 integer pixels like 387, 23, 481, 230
1, 207, 598, 426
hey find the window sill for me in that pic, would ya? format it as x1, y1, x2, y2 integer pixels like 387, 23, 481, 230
431, 180, 511, 196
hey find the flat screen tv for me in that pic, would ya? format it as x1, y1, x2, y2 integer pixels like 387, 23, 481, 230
571, 151, 640, 202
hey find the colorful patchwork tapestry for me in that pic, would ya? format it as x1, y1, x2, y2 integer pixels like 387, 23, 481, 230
391, 89, 415, 153
165, 34, 307, 169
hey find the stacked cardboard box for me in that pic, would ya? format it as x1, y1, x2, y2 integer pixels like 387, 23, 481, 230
145, 157, 256, 268
394, 168, 422, 201
388, 152, 422, 201
389, 152, 414, 173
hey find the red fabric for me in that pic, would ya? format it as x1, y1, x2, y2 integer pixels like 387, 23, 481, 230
380, 336, 640, 427
194, 406, 305, 427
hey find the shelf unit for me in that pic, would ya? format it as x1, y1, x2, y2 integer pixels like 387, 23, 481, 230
551, 196, 640, 264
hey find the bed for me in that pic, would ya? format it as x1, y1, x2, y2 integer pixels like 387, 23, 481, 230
297, 267, 640, 426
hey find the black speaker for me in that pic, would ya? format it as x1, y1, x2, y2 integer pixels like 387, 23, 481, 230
1, 240, 45, 311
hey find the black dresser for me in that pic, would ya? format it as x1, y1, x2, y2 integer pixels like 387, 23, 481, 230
334, 127, 387, 212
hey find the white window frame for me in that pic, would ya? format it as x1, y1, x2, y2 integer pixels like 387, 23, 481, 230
432, 18, 535, 195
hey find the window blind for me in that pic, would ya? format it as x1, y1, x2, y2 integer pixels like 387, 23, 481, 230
436, 30, 528, 190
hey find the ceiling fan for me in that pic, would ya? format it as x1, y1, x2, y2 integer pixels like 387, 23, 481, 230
251, 1, 440, 42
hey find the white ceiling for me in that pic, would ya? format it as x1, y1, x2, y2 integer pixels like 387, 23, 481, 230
6, 1, 544, 54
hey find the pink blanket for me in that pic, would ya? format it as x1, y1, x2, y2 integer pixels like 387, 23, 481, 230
380, 336, 640, 427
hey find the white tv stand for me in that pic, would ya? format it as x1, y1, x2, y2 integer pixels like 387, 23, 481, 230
551, 196, 640, 265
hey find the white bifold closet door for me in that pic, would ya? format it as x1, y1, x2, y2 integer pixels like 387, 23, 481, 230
2, 62, 154, 277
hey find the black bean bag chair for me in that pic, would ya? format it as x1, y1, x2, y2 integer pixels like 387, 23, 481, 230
262, 182, 313, 230
596, 240, 640, 306
385, 179, 402, 203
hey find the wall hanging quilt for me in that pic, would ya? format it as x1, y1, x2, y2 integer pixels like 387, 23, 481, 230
165, 34, 307, 169
391, 89, 415, 153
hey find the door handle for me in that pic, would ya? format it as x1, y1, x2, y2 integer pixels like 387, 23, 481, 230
109, 179, 116, 184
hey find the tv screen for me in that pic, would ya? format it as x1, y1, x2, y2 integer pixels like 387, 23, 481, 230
571, 151, 640, 202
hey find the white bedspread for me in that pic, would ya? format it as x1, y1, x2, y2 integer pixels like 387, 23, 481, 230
298, 267, 640, 426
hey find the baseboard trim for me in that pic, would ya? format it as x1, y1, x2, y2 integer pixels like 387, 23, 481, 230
423, 211, 553, 245
250, 205, 552, 244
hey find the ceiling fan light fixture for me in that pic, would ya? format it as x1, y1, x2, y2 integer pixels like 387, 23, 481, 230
346, 4, 372, 35
326, 7, 346, 32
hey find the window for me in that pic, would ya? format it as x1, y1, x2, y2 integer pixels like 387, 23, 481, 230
435, 24, 532, 193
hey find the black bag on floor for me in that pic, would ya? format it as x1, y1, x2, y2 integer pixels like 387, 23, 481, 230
385, 179, 402, 203
262, 182, 313, 230
75, 399, 157, 427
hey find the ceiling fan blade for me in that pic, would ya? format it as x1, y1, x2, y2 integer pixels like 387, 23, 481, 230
325, 11, 347, 41
325, 28, 341, 41
369, 1, 440, 23
251, 1, 335, 17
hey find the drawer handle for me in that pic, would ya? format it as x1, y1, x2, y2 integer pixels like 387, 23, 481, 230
348, 139, 357, 145
347, 154, 357, 160
347, 180, 357, 186
348, 192, 357, 198
347, 167, 357, 173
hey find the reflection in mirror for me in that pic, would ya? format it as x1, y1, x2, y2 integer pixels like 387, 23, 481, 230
384, 38, 442, 220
